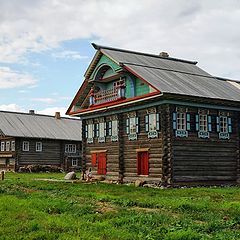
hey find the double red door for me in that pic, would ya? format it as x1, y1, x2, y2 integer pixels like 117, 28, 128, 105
91, 152, 106, 175
137, 151, 149, 175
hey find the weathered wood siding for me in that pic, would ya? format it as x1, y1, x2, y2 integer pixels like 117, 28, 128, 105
17, 139, 80, 168
122, 108, 163, 183
171, 106, 239, 185
83, 107, 163, 182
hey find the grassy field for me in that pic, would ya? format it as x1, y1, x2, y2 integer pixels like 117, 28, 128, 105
0, 173, 240, 240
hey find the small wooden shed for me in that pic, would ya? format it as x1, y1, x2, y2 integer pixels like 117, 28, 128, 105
0, 110, 82, 171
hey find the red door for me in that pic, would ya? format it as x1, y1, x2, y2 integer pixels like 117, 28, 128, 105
91, 153, 97, 167
137, 151, 149, 175
98, 152, 107, 175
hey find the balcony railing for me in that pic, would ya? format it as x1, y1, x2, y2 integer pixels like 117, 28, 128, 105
89, 84, 126, 106
94, 88, 118, 104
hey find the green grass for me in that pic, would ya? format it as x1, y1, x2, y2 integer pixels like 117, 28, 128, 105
0, 173, 240, 240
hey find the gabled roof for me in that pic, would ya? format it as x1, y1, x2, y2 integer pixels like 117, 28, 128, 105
92, 44, 240, 102
0, 111, 81, 141
67, 43, 240, 115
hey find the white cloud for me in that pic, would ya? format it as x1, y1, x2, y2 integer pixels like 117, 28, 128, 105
51, 50, 88, 60
0, 103, 24, 112
0, 0, 240, 78
0, 67, 37, 89
31, 97, 57, 104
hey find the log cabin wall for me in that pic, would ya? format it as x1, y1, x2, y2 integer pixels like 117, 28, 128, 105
83, 105, 163, 183
18, 138, 61, 166
84, 115, 121, 180
122, 107, 163, 183
170, 104, 239, 185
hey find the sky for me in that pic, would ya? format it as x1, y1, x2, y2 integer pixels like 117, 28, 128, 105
0, 0, 240, 116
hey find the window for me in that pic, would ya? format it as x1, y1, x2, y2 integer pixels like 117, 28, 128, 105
216, 114, 232, 140
173, 110, 190, 137
65, 144, 76, 153
11, 141, 15, 151
196, 112, 211, 138
199, 114, 208, 132
108, 120, 118, 142
22, 141, 29, 151
86, 123, 94, 143
6, 141, 10, 151
177, 112, 186, 130
1, 142, 5, 151
98, 122, 106, 143
220, 116, 228, 133
145, 113, 160, 138
72, 159, 78, 167
126, 116, 139, 140
36, 142, 42, 152
113, 79, 125, 88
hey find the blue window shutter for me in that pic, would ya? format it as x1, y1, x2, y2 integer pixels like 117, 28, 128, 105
208, 115, 212, 132
136, 117, 140, 133
96, 123, 99, 137
228, 117, 232, 133
195, 115, 199, 131
156, 113, 160, 131
216, 116, 220, 132
145, 115, 149, 132
108, 121, 112, 136
172, 112, 177, 130
104, 122, 107, 136
186, 113, 191, 131
126, 118, 130, 134
85, 125, 88, 138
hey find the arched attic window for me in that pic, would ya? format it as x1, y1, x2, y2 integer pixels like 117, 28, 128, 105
93, 64, 115, 81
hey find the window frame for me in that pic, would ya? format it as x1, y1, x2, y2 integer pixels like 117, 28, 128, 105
6, 141, 10, 151
1, 142, 5, 152
65, 144, 77, 153
36, 142, 42, 152
22, 141, 29, 152
199, 114, 208, 132
11, 141, 15, 151
72, 158, 78, 167
176, 112, 186, 131
219, 116, 228, 133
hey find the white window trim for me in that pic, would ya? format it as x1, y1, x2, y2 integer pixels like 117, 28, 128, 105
36, 142, 42, 152
6, 141, 10, 151
199, 114, 208, 132
11, 141, 15, 151
72, 159, 78, 167
22, 141, 29, 152
177, 112, 186, 131
220, 116, 228, 133
1, 142, 5, 152
129, 117, 137, 134
65, 144, 77, 153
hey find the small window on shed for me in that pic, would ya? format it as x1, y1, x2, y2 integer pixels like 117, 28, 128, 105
0, 142, 4, 151
72, 159, 78, 167
22, 141, 29, 152
6, 141, 10, 151
36, 142, 42, 152
11, 141, 15, 151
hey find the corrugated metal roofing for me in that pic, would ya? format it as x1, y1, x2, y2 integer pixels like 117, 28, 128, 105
93, 45, 240, 102
0, 111, 81, 141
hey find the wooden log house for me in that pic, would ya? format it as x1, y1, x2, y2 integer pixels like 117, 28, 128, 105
0, 110, 81, 171
67, 43, 240, 186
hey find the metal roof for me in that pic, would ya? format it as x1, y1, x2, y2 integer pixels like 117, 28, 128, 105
92, 44, 240, 102
0, 111, 81, 141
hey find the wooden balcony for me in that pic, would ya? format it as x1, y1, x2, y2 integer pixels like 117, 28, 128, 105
94, 88, 118, 104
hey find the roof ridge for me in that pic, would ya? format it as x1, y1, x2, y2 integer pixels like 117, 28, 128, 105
0, 110, 79, 121
215, 76, 240, 83
92, 43, 198, 65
